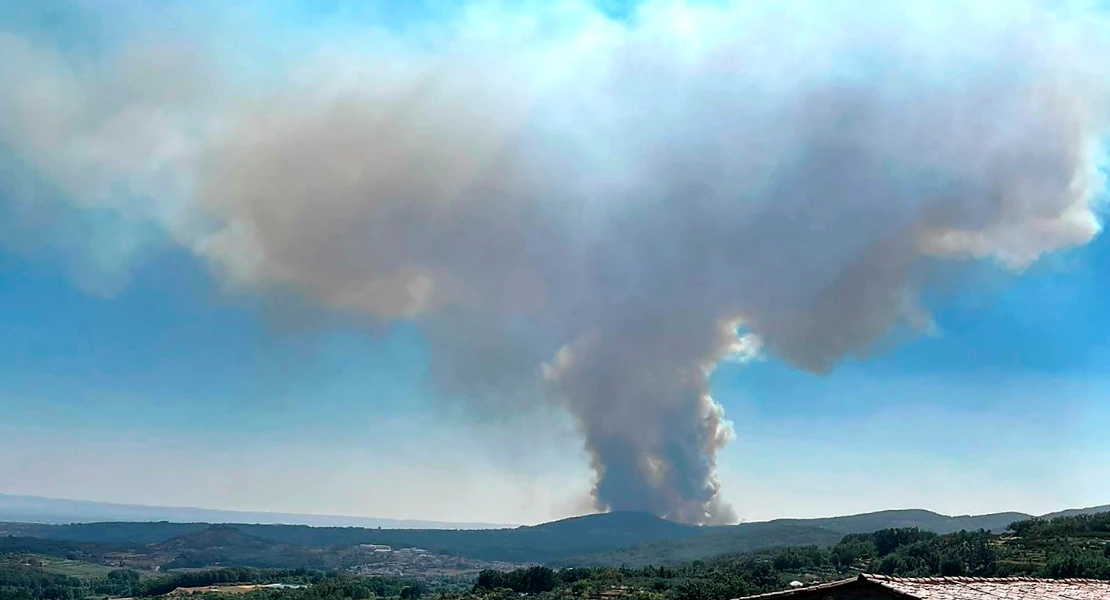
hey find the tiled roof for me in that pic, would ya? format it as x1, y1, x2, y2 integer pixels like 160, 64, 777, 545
731, 574, 1110, 600
864, 574, 1110, 600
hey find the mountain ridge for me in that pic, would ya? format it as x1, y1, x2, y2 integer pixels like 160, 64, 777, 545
1038, 504, 1110, 521
752, 508, 1033, 535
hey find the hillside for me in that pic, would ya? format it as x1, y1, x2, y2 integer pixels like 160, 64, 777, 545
5, 512, 1110, 600
150, 524, 276, 553
470, 511, 1110, 600
0, 512, 701, 564
0, 535, 127, 559
1039, 504, 1110, 521
3, 504, 1108, 567
560, 523, 846, 566
147, 526, 342, 570
561, 510, 1028, 566
0, 561, 418, 600
762, 509, 1031, 535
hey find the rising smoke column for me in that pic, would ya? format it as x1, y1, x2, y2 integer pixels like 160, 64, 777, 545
0, 0, 1108, 524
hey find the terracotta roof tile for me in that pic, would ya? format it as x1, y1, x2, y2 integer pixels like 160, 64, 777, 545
732, 575, 1110, 600
862, 574, 1110, 600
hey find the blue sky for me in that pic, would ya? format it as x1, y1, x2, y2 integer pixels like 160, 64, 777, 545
5, 224, 1110, 523
2, 0, 1110, 525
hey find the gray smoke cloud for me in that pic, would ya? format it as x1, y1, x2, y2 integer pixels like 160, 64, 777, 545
1, 0, 1109, 524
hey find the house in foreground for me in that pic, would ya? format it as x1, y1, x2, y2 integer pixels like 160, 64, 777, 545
732, 574, 1110, 600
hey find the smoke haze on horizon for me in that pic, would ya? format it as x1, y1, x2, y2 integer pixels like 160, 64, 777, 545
1, 0, 1109, 524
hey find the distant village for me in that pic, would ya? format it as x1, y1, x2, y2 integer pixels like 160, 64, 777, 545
349, 544, 526, 577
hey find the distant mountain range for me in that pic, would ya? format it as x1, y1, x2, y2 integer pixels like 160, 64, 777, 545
2, 494, 1109, 566
0, 494, 513, 530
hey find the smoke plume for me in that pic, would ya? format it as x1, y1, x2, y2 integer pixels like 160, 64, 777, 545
1, 0, 1108, 524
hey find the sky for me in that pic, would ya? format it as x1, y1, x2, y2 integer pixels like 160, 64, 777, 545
2, 0, 1110, 526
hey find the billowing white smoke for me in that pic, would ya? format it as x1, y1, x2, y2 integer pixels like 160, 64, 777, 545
1, 0, 1108, 524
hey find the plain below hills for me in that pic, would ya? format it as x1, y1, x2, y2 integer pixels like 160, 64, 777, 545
3, 501, 1110, 566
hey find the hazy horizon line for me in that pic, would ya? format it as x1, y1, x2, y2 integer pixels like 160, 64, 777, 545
3, 492, 1105, 530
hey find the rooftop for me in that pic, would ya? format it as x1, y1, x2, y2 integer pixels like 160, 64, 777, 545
733, 574, 1110, 600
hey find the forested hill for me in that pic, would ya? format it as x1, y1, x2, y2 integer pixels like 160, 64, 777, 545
3, 506, 1109, 565
766, 509, 1029, 535
1039, 504, 1110, 521
2, 510, 1110, 598
6, 513, 1110, 600
0, 512, 703, 563
467, 512, 1110, 600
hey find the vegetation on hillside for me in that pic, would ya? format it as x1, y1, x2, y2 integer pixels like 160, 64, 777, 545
1, 555, 143, 600
4, 512, 1110, 600
3, 508, 1069, 566
0, 561, 430, 600
556, 524, 845, 567
466, 513, 1110, 600
1, 513, 704, 564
